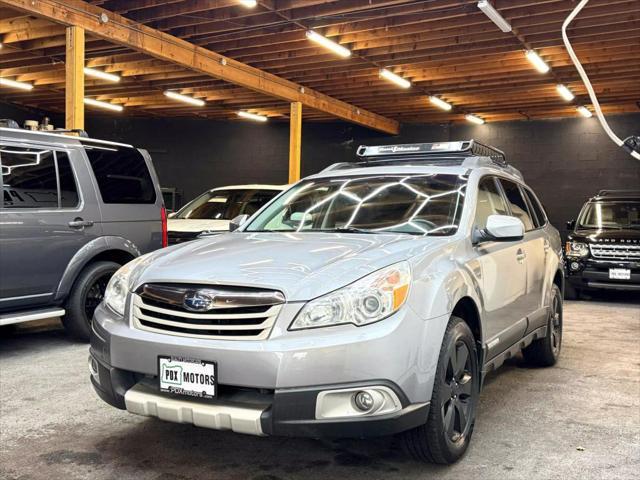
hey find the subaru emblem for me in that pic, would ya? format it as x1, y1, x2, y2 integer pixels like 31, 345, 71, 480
183, 291, 215, 312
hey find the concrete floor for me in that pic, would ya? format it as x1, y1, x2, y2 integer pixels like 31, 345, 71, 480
1, 293, 638, 480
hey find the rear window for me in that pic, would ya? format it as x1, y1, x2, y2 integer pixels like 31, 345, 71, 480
84, 145, 156, 204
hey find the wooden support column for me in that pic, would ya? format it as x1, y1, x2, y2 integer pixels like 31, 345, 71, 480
65, 25, 84, 130
288, 102, 302, 184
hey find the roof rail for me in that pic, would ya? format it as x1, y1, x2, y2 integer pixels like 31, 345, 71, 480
356, 139, 507, 166
597, 189, 640, 196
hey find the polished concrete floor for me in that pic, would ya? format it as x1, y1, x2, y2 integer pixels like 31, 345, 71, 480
1, 293, 638, 480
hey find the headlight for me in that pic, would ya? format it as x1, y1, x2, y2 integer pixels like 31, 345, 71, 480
565, 241, 589, 257
104, 255, 149, 316
290, 261, 411, 331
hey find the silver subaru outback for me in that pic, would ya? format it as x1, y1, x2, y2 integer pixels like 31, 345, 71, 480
90, 140, 563, 464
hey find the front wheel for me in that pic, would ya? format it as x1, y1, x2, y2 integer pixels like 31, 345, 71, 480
402, 316, 479, 464
523, 284, 563, 367
62, 261, 120, 341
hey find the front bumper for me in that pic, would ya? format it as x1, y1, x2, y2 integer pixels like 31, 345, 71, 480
565, 257, 640, 291
89, 349, 429, 438
90, 301, 443, 438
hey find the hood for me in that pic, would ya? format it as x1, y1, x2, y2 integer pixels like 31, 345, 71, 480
135, 232, 448, 301
570, 228, 640, 243
167, 218, 230, 233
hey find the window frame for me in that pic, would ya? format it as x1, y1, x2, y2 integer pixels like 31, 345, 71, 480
495, 177, 538, 233
83, 144, 156, 205
473, 175, 510, 230
0, 142, 82, 213
521, 186, 548, 229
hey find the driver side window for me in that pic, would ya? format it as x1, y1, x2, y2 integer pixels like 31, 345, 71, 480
474, 177, 508, 229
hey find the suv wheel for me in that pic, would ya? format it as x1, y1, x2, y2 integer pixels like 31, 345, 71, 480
62, 261, 120, 341
523, 284, 563, 367
403, 316, 479, 464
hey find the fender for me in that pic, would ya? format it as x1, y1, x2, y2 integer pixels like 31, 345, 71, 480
54, 236, 142, 302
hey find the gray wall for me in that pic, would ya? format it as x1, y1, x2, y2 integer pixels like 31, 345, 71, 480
2, 101, 639, 238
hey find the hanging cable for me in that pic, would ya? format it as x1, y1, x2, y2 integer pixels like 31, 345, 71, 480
562, 0, 639, 160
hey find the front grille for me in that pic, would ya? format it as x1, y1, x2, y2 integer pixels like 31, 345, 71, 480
590, 243, 640, 261
131, 284, 284, 340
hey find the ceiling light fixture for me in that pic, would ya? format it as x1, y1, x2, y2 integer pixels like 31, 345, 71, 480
83, 98, 123, 112
306, 30, 351, 58
556, 84, 575, 101
237, 111, 268, 122
525, 50, 550, 73
84, 67, 120, 83
429, 96, 453, 111
164, 90, 205, 106
576, 106, 593, 118
477, 1, 512, 32
0, 77, 34, 91
465, 114, 485, 125
379, 69, 411, 89
238, 0, 257, 7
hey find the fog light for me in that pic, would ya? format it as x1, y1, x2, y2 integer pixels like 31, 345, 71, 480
88, 356, 99, 379
353, 391, 374, 412
570, 261, 581, 271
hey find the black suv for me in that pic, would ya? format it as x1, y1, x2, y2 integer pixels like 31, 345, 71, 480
565, 190, 640, 299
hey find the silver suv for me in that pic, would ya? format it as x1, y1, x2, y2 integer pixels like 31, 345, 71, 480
0, 125, 165, 340
90, 140, 563, 464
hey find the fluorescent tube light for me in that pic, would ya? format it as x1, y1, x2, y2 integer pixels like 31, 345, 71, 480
556, 84, 575, 101
429, 96, 452, 111
525, 50, 550, 73
239, 0, 257, 6
83, 98, 123, 112
164, 91, 205, 106
465, 114, 485, 125
379, 69, 411, 89
576, 106, 593, 118
237, 111, 268, 122
306, 30, 351, 58
0, 77, 34, 91
84, 67, 120, 83
477, 1, 512, 33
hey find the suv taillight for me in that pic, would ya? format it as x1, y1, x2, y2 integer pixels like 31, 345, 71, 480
161, 206, 168, 248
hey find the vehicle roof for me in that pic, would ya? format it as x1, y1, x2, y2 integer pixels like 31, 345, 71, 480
210, 184, 288, 191
590, 189, 640, 201
0, 127, 133, 148
307, 162, 524, 184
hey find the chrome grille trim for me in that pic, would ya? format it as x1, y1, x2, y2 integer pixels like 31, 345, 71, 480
590, 244, 640, 260
132, 294, 281, 340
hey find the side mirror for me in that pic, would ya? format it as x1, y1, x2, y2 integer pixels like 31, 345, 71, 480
229, 214, 249, 232
473, 214, 525, 244
566, 219, 576, 230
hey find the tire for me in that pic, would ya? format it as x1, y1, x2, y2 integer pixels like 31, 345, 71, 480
564, 281, 580, 300
62, 261, 120, 341
402, 316, 479, 464
523, 284, 563, 367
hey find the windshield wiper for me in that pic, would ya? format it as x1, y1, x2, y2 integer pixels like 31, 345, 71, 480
325, 226, 378, 234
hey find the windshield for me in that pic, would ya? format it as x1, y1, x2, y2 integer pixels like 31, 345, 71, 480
578, 201, 640, 229
174, 189, 279, 220
245, 174, 467, 236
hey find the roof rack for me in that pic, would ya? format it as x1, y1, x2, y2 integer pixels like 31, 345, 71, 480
596, 189, 640, 197
356, 140, 507, 166
0, 118, 88, 137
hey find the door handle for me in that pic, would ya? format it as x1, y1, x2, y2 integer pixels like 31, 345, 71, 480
516, 248, 526, 263
68, 218, 94, 229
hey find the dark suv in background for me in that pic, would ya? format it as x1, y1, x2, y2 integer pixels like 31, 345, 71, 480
565, 190, 640, 299
0, 124, 166, 340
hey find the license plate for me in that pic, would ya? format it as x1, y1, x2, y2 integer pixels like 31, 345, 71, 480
609, 268, 631, 280
158, 356, 217, 399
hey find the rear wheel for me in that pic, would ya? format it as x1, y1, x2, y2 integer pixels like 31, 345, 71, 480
403, 316, 479, 464
62, 261, 119, 341
523, 284, 563, 367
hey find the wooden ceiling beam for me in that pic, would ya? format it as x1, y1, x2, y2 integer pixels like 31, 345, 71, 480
0, 0, 399, 134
